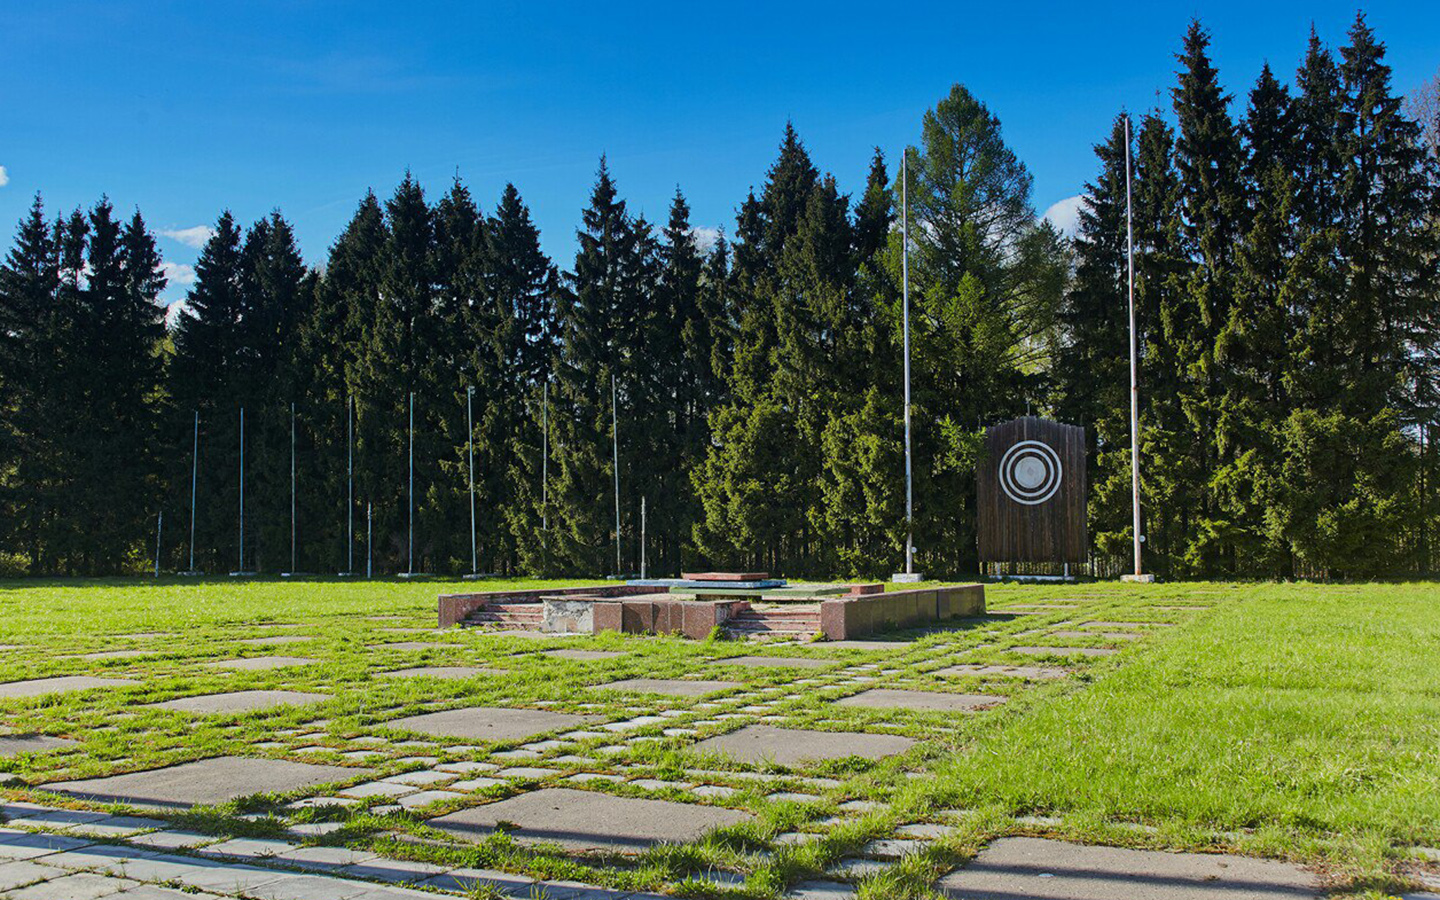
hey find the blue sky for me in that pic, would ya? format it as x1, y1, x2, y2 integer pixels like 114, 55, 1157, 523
2, 1, 1437, 307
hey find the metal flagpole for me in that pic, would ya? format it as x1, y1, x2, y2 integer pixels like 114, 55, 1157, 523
895, 149, 920, 583
640, 496, 647, 580
345, 396, 354, 574
467, 385, 477, 575
366, 502, 372, 578
234, 406, 250, 576
903, 151, 914, 576
407, 392, 415, 575
287, 402, 296, 574
187, 410, 198, 573
1124, 114, 1147, 582
612, 374, 621, 576
154, 512, 162, 577
541, 380, 549, 535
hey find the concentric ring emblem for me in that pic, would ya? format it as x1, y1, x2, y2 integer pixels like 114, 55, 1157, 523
998, 440, 1063, 505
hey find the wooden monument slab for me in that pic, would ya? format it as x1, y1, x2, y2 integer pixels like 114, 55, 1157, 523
977, 417, 1087, 564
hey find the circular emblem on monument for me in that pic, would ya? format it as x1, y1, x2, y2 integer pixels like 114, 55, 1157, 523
998, 440, 1063, 506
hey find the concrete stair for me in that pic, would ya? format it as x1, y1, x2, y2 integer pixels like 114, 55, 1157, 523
723, 604, 823, 639
461, 600, 544, 630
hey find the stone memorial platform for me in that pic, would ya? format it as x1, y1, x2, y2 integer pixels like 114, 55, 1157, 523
45, 757, 370, 810
426, 787, 751, 852
440, 577, 984, 642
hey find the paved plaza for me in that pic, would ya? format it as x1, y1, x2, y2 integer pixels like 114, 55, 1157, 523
0, 588, 1370, 898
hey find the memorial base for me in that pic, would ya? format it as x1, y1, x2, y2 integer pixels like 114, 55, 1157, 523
891, 572, 924, 584
1120, 573, 1156, 584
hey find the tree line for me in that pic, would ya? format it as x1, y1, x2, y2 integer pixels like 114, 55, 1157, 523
0, 14, 1434, 579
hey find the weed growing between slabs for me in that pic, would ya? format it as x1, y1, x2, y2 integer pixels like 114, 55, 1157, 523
0, 578, 1434, 899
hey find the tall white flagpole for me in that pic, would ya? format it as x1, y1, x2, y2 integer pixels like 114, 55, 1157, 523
541, 380, 549, 536
187, 410, 198, 573
237, 406, 245, 573
902, 150, 914, 577
467, 385, 477, 575
612, 374, 621, 576
288, 402, 296, 574
407, 391, 415, 574
346, 396, 354, 574
1125, 114, 1145, 580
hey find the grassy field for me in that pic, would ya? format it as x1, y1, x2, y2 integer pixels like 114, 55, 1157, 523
0, 577, 1435, 898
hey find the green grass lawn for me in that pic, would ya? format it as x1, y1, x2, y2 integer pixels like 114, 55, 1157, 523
0, 577, 1436, 898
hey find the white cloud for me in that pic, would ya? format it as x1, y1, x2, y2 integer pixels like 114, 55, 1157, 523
690, 225, 722, 253
0, 166, 9, 187
1040, 194, 1087, 238
161, 225, 214, 249
161, 261, 197, 287
164, 299, 194, 329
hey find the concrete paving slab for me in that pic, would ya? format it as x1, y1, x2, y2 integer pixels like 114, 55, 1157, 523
935, 664, 1069, 680
786, 880, 858, 898
689, 724, 915, 765
7, 871, 141, 899
202, 657, 318, 671
44, 756, 371, 810
375, 642, 454, 651
0, 676, 139, 698
235, 871, 374, 899
384, 706, 594, 742
112, 885, 228, 900
712, 655, 837, 669
0, 735, 77, 757
376, 666, 501, 680
237, 636, 313, 646
816, 640, 914, 650
76, 650, 155, 660
935, 837, 1319, 899
836, 689, 1006, 713
597, 678, 742, 697
1053, 631, 1142, 641
0, 860, 69, 891
542, 649, 626, 661
145, 690, 331, 715
1010, 646, 1119, 658
0, 831, 95, 860
426, 787, 751, 852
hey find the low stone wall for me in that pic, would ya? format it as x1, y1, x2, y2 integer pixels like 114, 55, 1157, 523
437, 584, 667, 628
591, 598, 747, 640
818, 584, 985, 641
